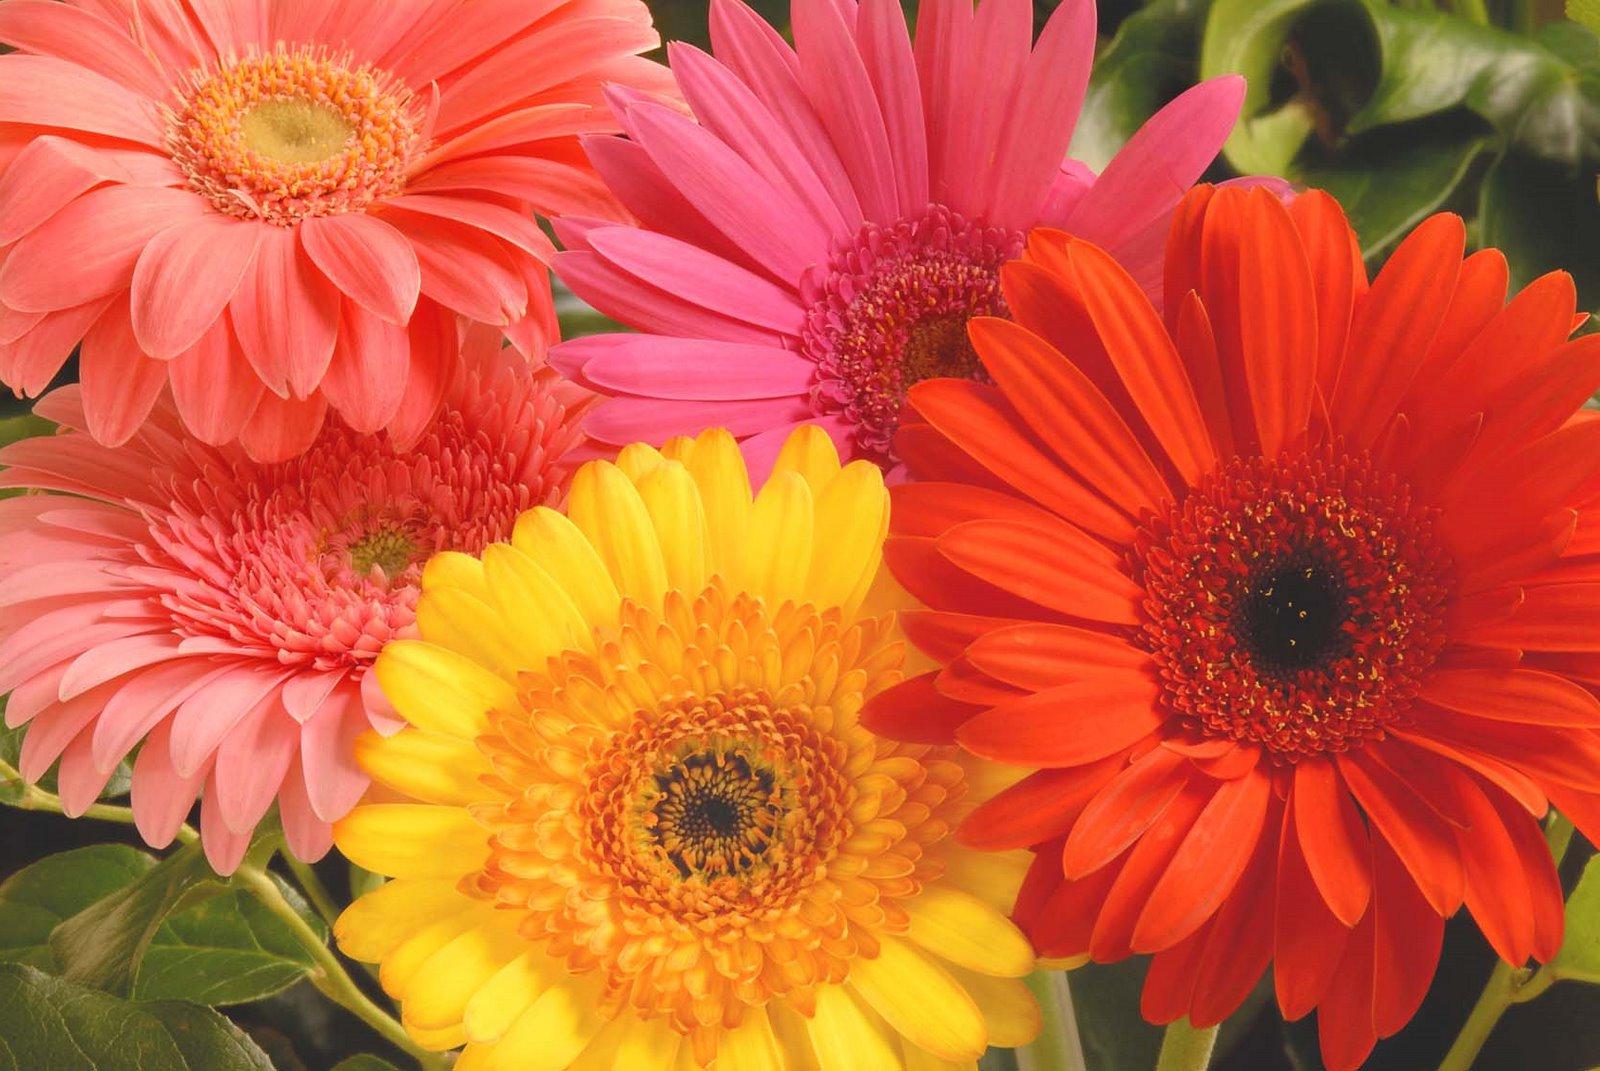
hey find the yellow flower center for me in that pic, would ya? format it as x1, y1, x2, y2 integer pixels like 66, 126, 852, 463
168, 46, 420, 225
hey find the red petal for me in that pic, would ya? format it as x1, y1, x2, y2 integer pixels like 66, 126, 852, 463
1456, 775, 1539, 965
1287, 190, 1365, 397
1337, 751, 1463, 915
1237, 187, 1318, 458
958, 757, 1124, 852
1190, 803, 1280, 1026
1292, 759, 1372, 926
889, 480, 1051, 538
1276, 797, 1353, 1021
860, 671, 978, 743
1090, 780, 1210, 961
1422, 667, 1600, 727
898, 609, 1020, 664
1316, 906, 1378, 1071
956, 675, 1164, 767
935, 516, 1143, 624
965, 622, 1152, 691
1062, 746, 1191, 876
1371, 834, 1444, 1037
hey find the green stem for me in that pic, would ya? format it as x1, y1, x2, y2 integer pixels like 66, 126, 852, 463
285, 856, 342, 929
1154, 1020, 1219, 1071
1436, 813, 1576, 1071
2, 758, 198, 844
234, 864, 447, 1071
1452, 0, 1492, 23
1017, 970, 1089, 1071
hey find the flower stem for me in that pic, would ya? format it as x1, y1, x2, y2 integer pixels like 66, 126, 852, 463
1154, 1020, 1218, 1071
285, 855, 343, 928
1017, 970, 1089, 1071
1436, 813, 1575, 1071
234, 863, 447, 1071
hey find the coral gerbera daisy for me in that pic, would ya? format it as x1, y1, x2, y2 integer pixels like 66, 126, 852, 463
551, 0, 1255, 479
332, 426, 1040, 1068
0, 329, 585, 873
0, 0, 671, 460
863, 185, 1600, 1070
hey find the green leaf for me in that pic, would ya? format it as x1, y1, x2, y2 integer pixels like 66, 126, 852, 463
48, 840, 223, 997
0, 963, 274, 1071
1479, 151, 1600, 313
0, 846, 155, 969
1552, 853, 1600, 983
2, 845, 321, 1006
1070, 0, 1213, 172
1066, 959, 1269, 1071
1293, 123, 1489, 258
330, 1058, 403, 1071
1200, 0, 1350, 174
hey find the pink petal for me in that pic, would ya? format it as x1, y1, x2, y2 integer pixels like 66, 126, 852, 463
78, 300, 167, 445
55, 728, 120, 817
0, 53, 165, 146
0, 185, 207, 314
230, 225, 339, 398
586, 226, 805, 333
17, 684, 116, 782
0, 2, 170, 98
557, 333, 815, 400
60, 631, 186, 700
1066, 76, 1245, 252
300, 687, 371, 824
184, 0, 269, 60
0, 136, 170, 245
988, 0, 1096, 231
584, 395, 814, 446
945, 0, 1032, 220
281, 669, 349, 724
382, 209, 527, 324
214, 693, 297, 835
169, 666, 288, 778
856, 0, 929, 219
581, 135, 752, 265
1, 298, 112, 395
4, 662, 69, 729
131, 718, 206, 849
382, 193, 555, 260
169, 319, 267, 445
319, 299, 409, 434
385, 302, 457, 449
200, 775, 254, 874
556, 250, 786, 345
409, 153, 623, 219
298, 213, 420, 325
91, 661, 229, 774
625, 99, 832, 283
914, 0, 976, 206
380, 0, 567, 86
237, 391, 328, 463
131, 215, 264, 359
278, 755, 335, 863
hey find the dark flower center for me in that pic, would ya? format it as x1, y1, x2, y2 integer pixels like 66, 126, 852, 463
1240, 555, 1351, 672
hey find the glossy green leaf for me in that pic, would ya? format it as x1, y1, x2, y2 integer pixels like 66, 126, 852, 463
1575, 0, 1600, 35
0, 846, 154, 969
48, 840, 224, 997
0, 963, 275, 1071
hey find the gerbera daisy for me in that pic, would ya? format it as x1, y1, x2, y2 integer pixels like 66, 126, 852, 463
0, 0, 671, 460
863, 185, 1600, 1070
333, 426, 1040, 1068
550, 0, 1258, 478
0, 329, 585, 873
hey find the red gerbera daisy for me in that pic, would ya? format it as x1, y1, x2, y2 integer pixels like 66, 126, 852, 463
863, 184, 1600, 1070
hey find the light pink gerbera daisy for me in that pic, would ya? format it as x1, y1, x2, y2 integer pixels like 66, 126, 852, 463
552, 0, 1260, 477
0, 0, 671, 461
0, 329, 587, 873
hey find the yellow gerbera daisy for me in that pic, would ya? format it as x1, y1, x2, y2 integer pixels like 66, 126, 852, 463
332, 426, 1040, 1071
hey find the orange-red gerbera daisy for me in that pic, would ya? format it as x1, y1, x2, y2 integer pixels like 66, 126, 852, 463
863, 183, 1600, 1070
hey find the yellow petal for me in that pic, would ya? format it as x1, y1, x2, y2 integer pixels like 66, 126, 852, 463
463, 952, 555, 1043
808, 460, 888, 616
682, 428, 752, 581
768, 1003, 821, 1071
904, 885, 1035, 977
489, 976, 606, 1071
566, 461, 668, 607
355, 728, 494, 806
512, 507, 621, 631
400, 920, 523, 1030
900, 1043, 978, 1071
416, 586, 520, 676
848, 935, 986, 1061
379, 909, 486, 998
771, 424, 842, 492
942, 846, 1032, 915
407, 1022, 467, 1052
481, 542, 591, 666
374, 640, 515, 738
634, 460, 709, 594
334, 877, 467, 963
947, 969, 1040, 1048
335, 803, 489, 879
742, 470, 812, 604
806, 984, 898, 1071
422, 551, 489, 599
609, 1016, 685, 1070
615, 442, 669, 481
717, 1004, 785, 1071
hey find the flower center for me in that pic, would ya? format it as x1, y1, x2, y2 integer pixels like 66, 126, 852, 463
645, 747, 785, 879
168, 46, 420, 225
345, 526, 421, 580
801, 207, 1020, 462
1133, 449, 1453, 759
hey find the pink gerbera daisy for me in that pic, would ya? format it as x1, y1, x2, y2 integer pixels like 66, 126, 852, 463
0, 0, 670, 460
0, 329, 586, 873
551, 0, 1255, 477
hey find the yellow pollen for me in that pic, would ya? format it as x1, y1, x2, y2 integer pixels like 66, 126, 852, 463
168, 46, 420, 226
